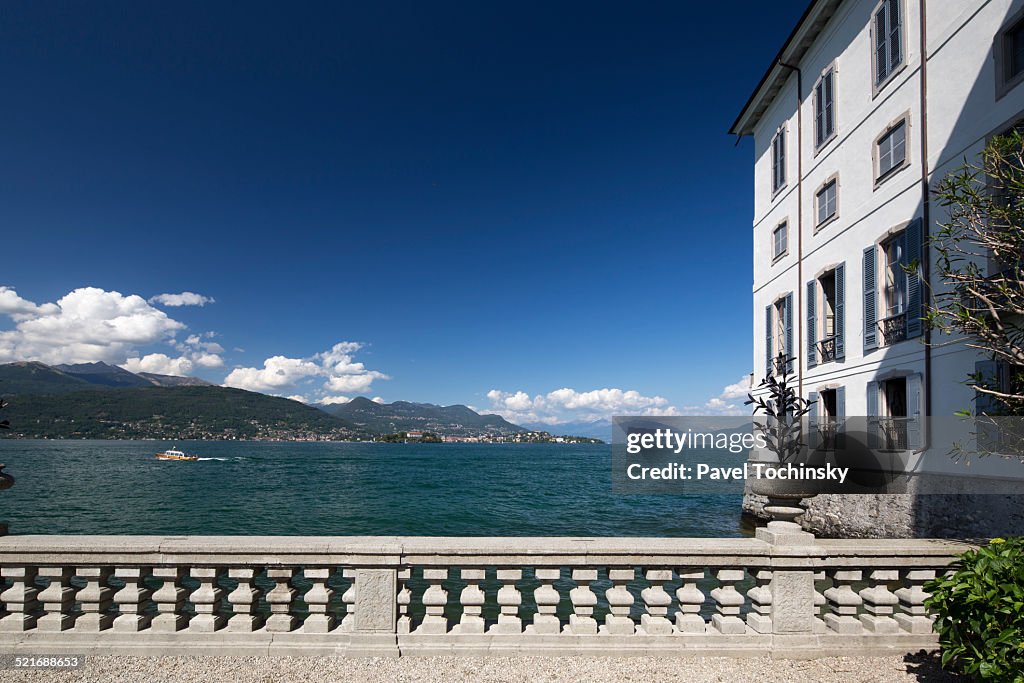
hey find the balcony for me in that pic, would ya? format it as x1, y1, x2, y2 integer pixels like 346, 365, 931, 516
817, 336, 838, 363
878, 313, 907, 346
0, 534, 965, 658
772, 353, 789, 376
816, 420, 840, 451
874, 417, 910, 451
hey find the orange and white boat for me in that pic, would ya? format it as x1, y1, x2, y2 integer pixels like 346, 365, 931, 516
155, 448, 199, 462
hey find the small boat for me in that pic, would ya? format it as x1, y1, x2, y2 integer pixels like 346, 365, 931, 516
156, 448, 199, 462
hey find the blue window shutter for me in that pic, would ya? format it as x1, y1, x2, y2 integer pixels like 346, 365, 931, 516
907, 374, 923, 450
889, 0, 902, 69
835, 385, 846, 450
866, 381, 880, 449
974, 360, 1002, 415
807, 280, 817, 367
836, 386, 845, 417
835, 262, 846, 358
765, 305, 773, 376
905, 218, 923, 338
807, 391, 819, 450
785, 292, 794, 374
875, 7, 888, 83
863, 245, 878, 351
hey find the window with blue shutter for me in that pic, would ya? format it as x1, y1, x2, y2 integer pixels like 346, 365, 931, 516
874, 0, 904, 86
815, 69, 836, 148
905, 218, 923, 339
807, 391, 819, 450
866, 381, 880, 449
771, 129, 786, 194
784, 292, 794, 374
863, 245, 878, 351
834, 263, 845, 358
907, 374, 922, 450
765, 305, 773, 376
807, 280, 817, 368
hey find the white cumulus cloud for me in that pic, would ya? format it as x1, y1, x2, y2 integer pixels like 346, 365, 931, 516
149, 292, 215, 307
223, 342, 389, 400
122, 353, 194, 377
485, 387, 683, 426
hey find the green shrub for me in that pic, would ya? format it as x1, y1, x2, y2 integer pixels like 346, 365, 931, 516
925, 537, 1024, 681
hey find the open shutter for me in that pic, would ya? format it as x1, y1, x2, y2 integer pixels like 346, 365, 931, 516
866, 381, 880, 449
765, 305, 773, 376
807, 280, 817, 367
835, 385, 846, 450
807, 391, 819, 450
835, 262, 846, 358
784, 292, 794, 374
907, 374, 923, 450
905, 218, 923, 339
863, 246, 878, 351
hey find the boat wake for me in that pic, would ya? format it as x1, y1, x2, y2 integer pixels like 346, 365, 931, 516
197, 457, 230, 461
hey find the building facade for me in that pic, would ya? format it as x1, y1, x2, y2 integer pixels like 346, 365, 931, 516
731, 0, 1024, 535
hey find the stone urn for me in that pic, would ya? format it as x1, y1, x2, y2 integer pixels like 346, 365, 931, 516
0, 464, 12, 536
746, 447, 820, 542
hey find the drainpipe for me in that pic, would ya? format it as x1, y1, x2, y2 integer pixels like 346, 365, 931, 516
778, 60, 804, 399
918, 0, 932, 452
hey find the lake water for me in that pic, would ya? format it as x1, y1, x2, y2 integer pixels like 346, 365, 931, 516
0, 440, 750, 537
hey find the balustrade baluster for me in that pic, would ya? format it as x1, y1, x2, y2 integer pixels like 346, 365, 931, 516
0, 567, 38, 632
151, 567, 187, 632
529, 568, 561, 635
489, 569, 522, 634
36, 567, 75, 631
417, 568, 449, 634
823, 569, 862, 634
603, 568, 635, 635
567, 569, 597, 635
859, 570, 899, 633
339, 569, 356, 632
455, 569, 486, 634
265, 568, 297, 632
113, 567, 152, 632
813, 570, 827, 633
894, 569, 936, 634
188, 567, 224, 632
302, 568, 334, 633
74, 567, 113, 632
226, 568, 263, 632
710, 569, 745, 635
746, 569, 772, 633
675, 570, 706, 633
640, 569, 673, 635
397, 568, 412, 634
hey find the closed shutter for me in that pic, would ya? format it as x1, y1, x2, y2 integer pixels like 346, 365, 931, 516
835, 262, 846, 358
807, 391, 819, 451
907, 374, 923, 450
784, 292, 794, 374
875, 5, 889, 83
835, 385, 846, 450
807, 280, 817, 367
905, 218, 923, 339
765, 305, 773, 376
867, 381, 880, 449
824, 72, 834, 139
864, 245, 878, 351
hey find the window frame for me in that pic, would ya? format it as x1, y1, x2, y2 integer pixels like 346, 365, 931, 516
996, 6, 1024, 100
818, 269, 838, 341
880, 232, 908, 319
873, 113, 911, 188
771, 221, 789, 262
773, 296, 788, 361
813, 64, 838, 152
814, 174, 839, 229
770, 126, 787, 198
870, 0, 907, 96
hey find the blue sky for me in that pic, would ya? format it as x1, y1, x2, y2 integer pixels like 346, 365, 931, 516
0, 1, 807, 425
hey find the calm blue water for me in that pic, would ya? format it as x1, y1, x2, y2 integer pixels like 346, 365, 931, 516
0, 440, 750, 537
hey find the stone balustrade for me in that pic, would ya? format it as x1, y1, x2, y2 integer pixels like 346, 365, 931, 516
0, 534, 968, 657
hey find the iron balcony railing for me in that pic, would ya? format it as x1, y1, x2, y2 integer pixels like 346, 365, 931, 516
878, 312, 907, 346
817, 336, 838, 363
874, 417, 910, 451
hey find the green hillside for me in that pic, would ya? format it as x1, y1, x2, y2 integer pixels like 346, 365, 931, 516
0, 362, 94, 395
323, 396, 521, 435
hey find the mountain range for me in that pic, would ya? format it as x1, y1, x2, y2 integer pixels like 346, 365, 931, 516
321, 396, 521, 436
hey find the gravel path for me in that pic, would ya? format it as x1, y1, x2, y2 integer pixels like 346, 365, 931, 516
0, 653, 960, 683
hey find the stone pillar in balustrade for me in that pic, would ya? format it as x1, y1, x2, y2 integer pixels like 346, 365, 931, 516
265, 568, 297, 632
113, 567, 152, 632
894, 569, 936, 634
36, 567, 75, 632
675, 570, 706, 633
0, 567, 38, 632
397, 568, 412, 635
151, 568, 187, 632
188, 567, 225, 632
567, 569, 597, 635
746, 569, 773, 633
302, 568, 335, 633
226, 568, 263, 633
489, 569, 522, 634
603, 568, 635, 635
416, 568, 449, 634
823, 569, 863, 634
859, 570, 899, 633
74, 567, 113, 632
710, 569, 746, 635
455, 569, 486, 634
352, 568, 397, 634
640, 569, 673, 635
812, 570, 827, 633
529, 569, 561, 635
339, 569, 357, 632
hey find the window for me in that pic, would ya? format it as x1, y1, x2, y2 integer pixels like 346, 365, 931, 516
808, 387, 844, 452
771, 128, 786, 194
882, 233, 907, 319
873, 0, 904, 87
820, 271, 837, 339
774, 298, 787, 362
814, 68, 836, 148
997, 11, 1024, 97
772, 222, 788, 260
867, 375, 922, 451
877, 120, 907, 179
1008, 20, 1024, 80
807, 263, 845, 366
765, 293, 793, 376
864, 219, 923, 351
816, 179, 837, 226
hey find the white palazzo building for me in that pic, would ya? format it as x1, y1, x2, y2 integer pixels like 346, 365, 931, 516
730, 0, 1024, 535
